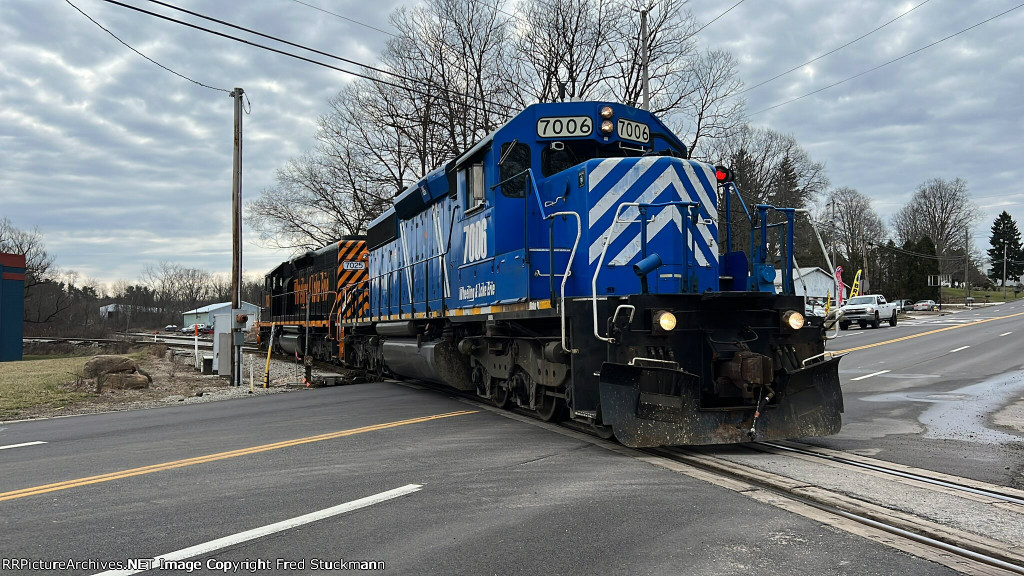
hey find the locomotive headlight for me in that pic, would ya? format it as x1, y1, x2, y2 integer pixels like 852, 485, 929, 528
654, 310, 677, 333
783, 310, 805, 331
600, 105, 614, 119
601, 120, 614, 133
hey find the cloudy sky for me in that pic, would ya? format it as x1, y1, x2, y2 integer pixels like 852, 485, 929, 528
2, 0, 1022, 287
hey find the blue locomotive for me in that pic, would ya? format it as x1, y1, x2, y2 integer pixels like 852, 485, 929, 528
264, 101, 843, 447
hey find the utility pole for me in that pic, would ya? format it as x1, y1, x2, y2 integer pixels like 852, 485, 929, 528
830, 199, 836, 271
230, 87, 244, 388
860, 231, 869, 294
964, 228, 969, 301
641, 9, 650, 111
1003, 242, 1008, 300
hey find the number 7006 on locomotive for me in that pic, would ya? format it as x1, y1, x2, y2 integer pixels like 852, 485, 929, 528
258, 101, 843, 447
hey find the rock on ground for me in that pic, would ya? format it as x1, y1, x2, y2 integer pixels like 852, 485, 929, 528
83, 355, 152, 391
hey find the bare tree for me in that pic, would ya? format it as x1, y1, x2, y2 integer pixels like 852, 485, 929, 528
247, 0, 747, 252
712, 125, 829, 210
711, 125, 829, 263
142, 261, 212, 315
0, 217, 56, 291
510, 0, 615, 103
826, 187, 887, 263
677, 48, 745, 159
891, 177, 979, 275
605, 0, 696, 113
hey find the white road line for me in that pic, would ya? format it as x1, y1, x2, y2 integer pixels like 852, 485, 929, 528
0, 441, 47, 451
949, 345, 971, 353
850, 370, 891, 381
93, 484, 422, 576
1000, 331, 1013, 336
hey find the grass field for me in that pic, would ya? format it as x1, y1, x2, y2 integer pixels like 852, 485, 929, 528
941, 286, 1024, 303
0, 356, 96, 419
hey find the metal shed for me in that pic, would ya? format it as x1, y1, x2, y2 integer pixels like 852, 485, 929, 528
182, 301, 260, 331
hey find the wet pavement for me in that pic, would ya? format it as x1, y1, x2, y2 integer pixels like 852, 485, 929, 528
808, 302, 1024, 488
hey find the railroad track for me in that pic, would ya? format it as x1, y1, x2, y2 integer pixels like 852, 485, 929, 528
646, 445, 1024, 576
753, 441, 1024, 506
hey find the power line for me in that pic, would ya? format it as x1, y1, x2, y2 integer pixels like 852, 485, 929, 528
98, 0, 505, 114
64, 0, 230, 93
869, 241, 973, 262
290, 0, 399, 39
739, 0, 933, 96
141, 0, 506, 109
750, 2, 1024, 116
692, 0, 746, 36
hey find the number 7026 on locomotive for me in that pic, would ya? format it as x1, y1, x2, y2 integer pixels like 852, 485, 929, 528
258, 101, 843, 447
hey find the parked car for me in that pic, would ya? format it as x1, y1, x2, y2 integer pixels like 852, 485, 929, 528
200, 325, 214, 334
180, 323, 207, 334
912, 299, 939, 311
163, 324, 179, 333
894, 299, 915, 313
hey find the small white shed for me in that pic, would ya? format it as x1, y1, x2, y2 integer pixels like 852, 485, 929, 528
774, 267, 846, 300
182, 301, 260, 330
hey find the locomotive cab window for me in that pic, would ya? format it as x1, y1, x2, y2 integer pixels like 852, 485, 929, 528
498, 141, 531, 198
464, 163, 485, 211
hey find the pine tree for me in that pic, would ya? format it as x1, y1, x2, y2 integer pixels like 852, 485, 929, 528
986, 211, 1023, 285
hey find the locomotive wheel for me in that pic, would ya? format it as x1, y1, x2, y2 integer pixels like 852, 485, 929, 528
535, 391, 561, 422
492, 380, 511, 409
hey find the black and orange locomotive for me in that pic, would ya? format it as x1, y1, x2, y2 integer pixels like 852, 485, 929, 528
257, 236, 367, 362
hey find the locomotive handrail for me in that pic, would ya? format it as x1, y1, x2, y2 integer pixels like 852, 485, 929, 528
591, 200, 699, 343
543, 210, 581, 354
720, 181, 752, 253
751, 204, 797, 294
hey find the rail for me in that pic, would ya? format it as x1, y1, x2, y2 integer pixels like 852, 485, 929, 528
650, 446, 1024, 575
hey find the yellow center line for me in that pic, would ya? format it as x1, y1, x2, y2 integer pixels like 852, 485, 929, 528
833, 311, 1024, 355
0, 410, 477, 502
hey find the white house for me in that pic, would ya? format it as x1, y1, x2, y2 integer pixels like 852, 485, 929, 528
774, 267, 846, 300
182, 301, 260, 330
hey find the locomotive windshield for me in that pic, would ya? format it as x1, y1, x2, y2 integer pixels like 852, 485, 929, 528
540, 139, 684, 177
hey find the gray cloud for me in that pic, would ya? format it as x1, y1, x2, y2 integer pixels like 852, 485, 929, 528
693, 0, 1024, 249
2, 0, 1022, 290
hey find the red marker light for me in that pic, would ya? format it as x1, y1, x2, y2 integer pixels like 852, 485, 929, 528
716, 170, 727, 181
714, 165, 733, 183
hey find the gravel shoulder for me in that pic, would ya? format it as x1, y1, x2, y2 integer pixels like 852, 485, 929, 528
1, 343, 358, 423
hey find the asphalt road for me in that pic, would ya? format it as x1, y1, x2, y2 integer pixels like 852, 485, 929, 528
2, 384, 961, 576
806, 301, 1024, 487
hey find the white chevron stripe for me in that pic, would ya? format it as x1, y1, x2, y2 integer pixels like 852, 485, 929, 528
676, 163, 719, 260
698, 163, 719, 199
588, 163, 676, 264
681, 161, 718, 223
609, 206, 677, 265
609, 209, 712, 268
590, 163, 722, 266
689, 228, 711, 267
587, 158, 621, 192
588, 157, 661, 228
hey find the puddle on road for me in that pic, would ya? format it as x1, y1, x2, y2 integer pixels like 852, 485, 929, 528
862, 371, 1024, 444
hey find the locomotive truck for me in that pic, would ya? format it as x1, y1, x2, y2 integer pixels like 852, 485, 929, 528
258, 101, 843, 447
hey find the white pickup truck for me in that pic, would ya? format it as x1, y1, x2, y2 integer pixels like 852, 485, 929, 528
839, 294, 898, 329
